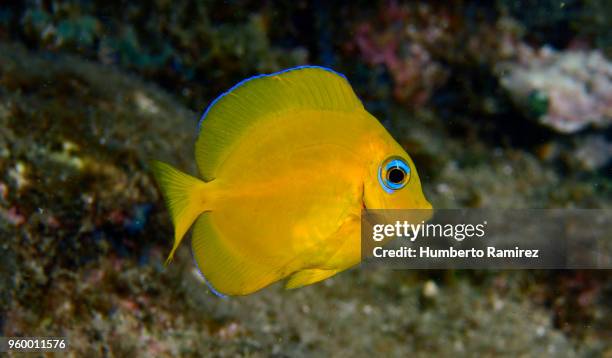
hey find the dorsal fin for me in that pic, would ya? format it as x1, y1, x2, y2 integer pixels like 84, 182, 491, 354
195, 66, 364, 181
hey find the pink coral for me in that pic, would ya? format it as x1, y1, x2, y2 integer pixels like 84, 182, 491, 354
353, 3, 449, 106
0, 206, 25, 226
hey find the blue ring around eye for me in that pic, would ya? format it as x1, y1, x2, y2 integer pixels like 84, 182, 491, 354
378, 157, 411, 194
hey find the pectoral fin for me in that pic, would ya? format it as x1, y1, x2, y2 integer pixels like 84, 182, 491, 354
285, 268, 339, 289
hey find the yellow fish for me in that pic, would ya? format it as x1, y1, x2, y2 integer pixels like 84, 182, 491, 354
151, 66, 431, 296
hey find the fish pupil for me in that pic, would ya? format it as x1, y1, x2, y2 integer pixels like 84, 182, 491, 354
388, 167, 405, 184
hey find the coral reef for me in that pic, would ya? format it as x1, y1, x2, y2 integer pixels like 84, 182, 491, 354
346, 3, 527, 109
0, 43, 609, 356
0, 0, 610, 356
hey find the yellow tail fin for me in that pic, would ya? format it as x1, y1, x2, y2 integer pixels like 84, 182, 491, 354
150, 160, 207, 264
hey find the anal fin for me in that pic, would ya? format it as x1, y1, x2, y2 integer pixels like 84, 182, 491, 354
285, 269, 339, 290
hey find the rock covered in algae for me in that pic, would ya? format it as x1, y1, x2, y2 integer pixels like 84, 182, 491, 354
5, 1, 308, 110
0, 41, 196, 334
499, 44, 612, 133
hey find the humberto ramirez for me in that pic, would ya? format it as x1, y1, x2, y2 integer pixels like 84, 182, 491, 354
373, 246, 540, 258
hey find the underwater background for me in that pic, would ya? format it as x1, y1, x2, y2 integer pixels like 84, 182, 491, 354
0, 0, 610, 356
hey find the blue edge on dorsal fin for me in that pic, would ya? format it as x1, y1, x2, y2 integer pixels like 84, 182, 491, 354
192, 66, 347, 299
197, 65, 347, 131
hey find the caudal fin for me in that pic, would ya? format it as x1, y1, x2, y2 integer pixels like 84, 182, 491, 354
150, 160, 207, 264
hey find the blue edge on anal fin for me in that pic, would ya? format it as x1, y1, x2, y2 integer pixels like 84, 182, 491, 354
191, 245, 228, 299
197, 65, 348, 131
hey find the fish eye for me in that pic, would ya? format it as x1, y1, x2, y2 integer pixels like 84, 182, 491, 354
378, 157, 411, 193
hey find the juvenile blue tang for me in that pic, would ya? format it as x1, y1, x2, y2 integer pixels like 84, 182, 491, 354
152, 66, 432, 296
